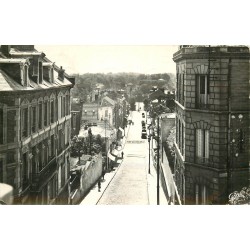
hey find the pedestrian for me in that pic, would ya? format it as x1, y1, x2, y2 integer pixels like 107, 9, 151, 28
121, 151, 124, 159
98, 179, 101, 192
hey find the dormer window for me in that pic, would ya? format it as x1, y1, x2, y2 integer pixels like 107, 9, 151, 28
38, 61, 43, 83
20, 63, 29, 87
24, 65, 29, 87
43, 63, 55, 83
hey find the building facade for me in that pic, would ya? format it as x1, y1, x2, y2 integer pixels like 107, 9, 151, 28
173, 46, 249, 204
0, 45, 75, 204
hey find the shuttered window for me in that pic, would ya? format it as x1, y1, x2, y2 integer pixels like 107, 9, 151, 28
196, 129, 209, 162
196, 75, 209, 108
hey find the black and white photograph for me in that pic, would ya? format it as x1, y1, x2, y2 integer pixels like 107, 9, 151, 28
1, 1, 249, 250
0, 45, 249, 206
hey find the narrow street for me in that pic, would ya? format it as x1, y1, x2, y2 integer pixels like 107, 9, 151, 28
97, 111, 150, 205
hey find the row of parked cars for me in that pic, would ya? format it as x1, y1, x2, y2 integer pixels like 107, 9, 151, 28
141, 112, 147, 139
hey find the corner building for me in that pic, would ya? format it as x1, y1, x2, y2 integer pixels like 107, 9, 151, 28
0, 45, 75, 204
173, 46, 249, 204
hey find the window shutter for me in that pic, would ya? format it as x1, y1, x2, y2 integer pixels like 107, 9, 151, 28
200, 75, 206, 94
205, 130, 209, 159
196, 129, 202, 157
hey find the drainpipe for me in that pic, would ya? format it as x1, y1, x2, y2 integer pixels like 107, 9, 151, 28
227, 56, 232, 201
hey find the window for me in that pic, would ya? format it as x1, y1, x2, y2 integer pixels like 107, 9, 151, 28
58, 96, 62, 119
51, 68, 54, 83
181, 123, 184, 154
22, 108, 28, 137
51, 134, 55, 157
24, 65, 29, 86
7, 151, 15, 164
44, 102, 47, 126
105, 110, 108, 117
195, 184, 207, 205
32, 146, 36, 174
61, 96, 65, 117
178, 119, 181, 147
0, 109, 3, 144
38, 142, 43, 171
58, 129, 64, 153
66, 95, 70, 115
177, 74, 184, 104
50, 100, 54, 123
61, 164, 65, 187
44, 139, 48, 165
7, 110, 16, 143
31, 106, 36, 133
38, 102, 43, 130
196, 129, 209, 164
38, 61, 43, 84
196, 75, 209, 109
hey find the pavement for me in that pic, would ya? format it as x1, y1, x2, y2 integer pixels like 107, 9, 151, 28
80, 110, 169, 205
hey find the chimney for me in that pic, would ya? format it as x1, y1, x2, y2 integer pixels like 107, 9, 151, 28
1, 45, 11, 57
58, 66, 65, 81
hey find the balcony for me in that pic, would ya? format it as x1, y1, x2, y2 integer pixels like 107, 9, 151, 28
30, 158, 57, 192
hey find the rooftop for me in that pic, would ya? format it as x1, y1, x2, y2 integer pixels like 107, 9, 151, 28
173, 45, 250, 61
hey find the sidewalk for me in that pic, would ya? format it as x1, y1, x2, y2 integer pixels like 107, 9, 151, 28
146, 141, 169, 205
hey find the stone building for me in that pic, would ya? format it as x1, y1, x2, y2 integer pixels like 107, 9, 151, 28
173, 46, 249, 205
0, 45, 75, 204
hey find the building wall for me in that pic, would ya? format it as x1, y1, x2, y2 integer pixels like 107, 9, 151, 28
0, 88, 72, 204
98, 106, 114, 126
173, 46, 249, 204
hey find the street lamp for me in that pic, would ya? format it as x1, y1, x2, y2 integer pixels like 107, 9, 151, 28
156, 116, 160, 205
148, 100, 165, 205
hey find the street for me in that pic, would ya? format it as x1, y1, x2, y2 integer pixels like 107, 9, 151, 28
96, 110, 168, 205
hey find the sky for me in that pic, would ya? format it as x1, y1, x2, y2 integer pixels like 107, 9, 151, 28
36, 45, 178, 75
